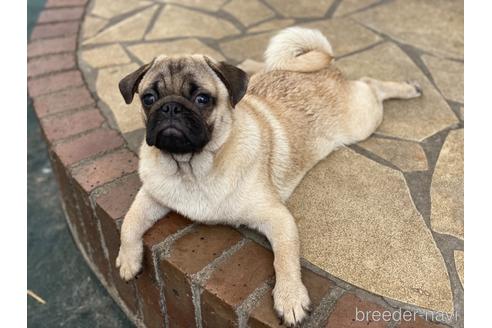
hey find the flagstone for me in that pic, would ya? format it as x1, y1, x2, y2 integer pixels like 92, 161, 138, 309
289, 147, 453, 313
358, 136, 428, 172
430, 129, 464, 240
422, 55, 464, 103
80, 44, 131, 68
127, 39, 224, 64
354, 0, 463, 59
248, 19, 295, 33
145, 5, 240, 40
265, 0, 335, 18
223, 0, 274, 27
90, 0, 151, 20
335, 42, 458, 141
300, 18, 382, 56
237, 59, 265, 76
124, 128, 145, 153
81, 15, 107, 40
96, 63, 145, 133
84, 6, 157, 45
334, 0, 380, 17
158, 0, 227, 12
220, 32, 274, 62
454, 251, 464, 288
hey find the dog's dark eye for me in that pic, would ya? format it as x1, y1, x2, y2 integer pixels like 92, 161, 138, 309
142, 93, 156, 107
195, 94, 210, 106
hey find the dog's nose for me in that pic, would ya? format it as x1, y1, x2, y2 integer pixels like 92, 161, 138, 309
162, 102, 183, 115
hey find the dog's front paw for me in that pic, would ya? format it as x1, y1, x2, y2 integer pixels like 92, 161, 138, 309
273, 279, 311, 327
115, 243, 143, 281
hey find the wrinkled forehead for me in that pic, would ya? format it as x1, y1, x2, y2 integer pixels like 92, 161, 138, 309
138, 55, 218, 95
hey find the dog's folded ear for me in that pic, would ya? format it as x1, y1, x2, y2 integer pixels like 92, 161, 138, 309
119, 61, 153, 104
204, 57, 249, 107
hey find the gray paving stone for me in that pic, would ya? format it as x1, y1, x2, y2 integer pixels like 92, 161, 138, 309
422, 55, 464, 103
430, 129, 464, 240
289, 147, 453, 313
146, 5, 240, 40
354, 0, 463, 59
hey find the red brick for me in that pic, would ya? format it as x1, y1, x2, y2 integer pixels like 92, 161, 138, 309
161, 225, 242, 327
28, 70, 83, 97
95, 203, 140, 315
51, 152, 89, 251
143, 213, 192, 249
202, 242, 274, 327
249, 268, 333, 328
137, 212, 191, 295
54, 128, 124, 165
28, 36, 77, 58
72, 149, 138, 192
141, 214, 192, 287
160, 260, 193, 328
46, 0, 87, 7
136, 269, 164, 328
38, 7, 84, 23
72, 182, 112, 285
325, 293, 387, 327
135, 214, 192, 328
397, 316, 447, 328
248, 289, 276, 328
31, 21, 79, 40
28, 53, 75, 77
93, 173, 148, 316
169, 225, 242, 274
140, 213, 193, 283
96, 174, 142, 220
41, 108, 104, 141
33, 87, 94, 117
112, 275, 140, 319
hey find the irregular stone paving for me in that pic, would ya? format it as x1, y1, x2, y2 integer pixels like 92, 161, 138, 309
78, 0, 463, 325
430, 129, 464, 240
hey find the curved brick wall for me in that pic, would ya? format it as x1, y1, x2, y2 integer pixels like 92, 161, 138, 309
28, 1, 454, 327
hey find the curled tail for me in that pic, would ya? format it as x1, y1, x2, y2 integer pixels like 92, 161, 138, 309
264, 27, 334, 73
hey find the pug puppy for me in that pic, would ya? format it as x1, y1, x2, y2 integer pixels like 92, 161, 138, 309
116, 27, 422, 326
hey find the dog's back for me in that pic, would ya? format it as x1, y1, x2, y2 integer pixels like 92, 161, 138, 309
240, 28, 352, 197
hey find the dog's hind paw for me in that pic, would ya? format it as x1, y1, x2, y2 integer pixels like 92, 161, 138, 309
406, 80, 423, 97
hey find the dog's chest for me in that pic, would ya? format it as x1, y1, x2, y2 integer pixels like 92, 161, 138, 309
140, 159, 239, 223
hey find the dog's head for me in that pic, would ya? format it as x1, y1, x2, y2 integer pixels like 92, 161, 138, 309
118, 55, 248, 154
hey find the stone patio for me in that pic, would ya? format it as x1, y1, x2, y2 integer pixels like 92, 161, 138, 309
77, 0, 463, 325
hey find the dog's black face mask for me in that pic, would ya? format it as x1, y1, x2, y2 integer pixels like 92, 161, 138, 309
144, 94, 213, 154
118, 57, 248, 155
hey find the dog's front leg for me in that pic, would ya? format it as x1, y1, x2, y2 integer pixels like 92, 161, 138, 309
116, 188, 169, 280
251, 203, 311, 326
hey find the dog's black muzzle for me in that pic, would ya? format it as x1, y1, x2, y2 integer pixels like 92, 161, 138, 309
146, 98, 210, 154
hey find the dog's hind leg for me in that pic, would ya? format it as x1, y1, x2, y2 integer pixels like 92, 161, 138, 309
337, 78, 422, 146
361, 77, 422, 102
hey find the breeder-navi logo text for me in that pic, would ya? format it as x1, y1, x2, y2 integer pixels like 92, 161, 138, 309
355, 307, 454, 323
